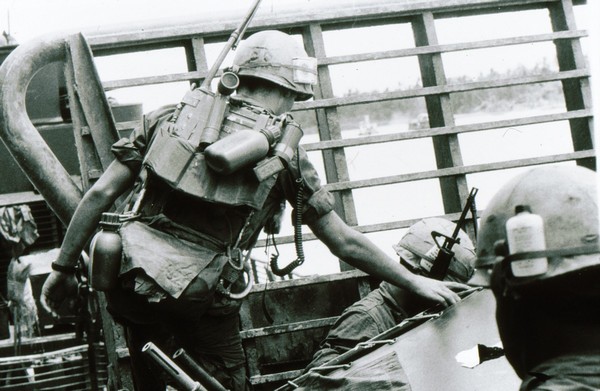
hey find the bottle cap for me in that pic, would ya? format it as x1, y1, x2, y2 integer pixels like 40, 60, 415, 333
514, 205, 531, 214
100, 212, 122, 228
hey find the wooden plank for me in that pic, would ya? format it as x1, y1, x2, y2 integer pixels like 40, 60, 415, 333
115, 119, 142, 132
0, 191, 45, 207
251, 370, 304, 385
98, 30, 588, 95
240, 317, 338, 339
239, 271, 372, 386
83, 0, 582, 49
67, 34, 120, 172
64, 44, 103, 187
63, 35, 134, 391
239, 270, 368, 332
97, 293, 135, 391
303, 23, 358, 272
323, 149, 594, 192
0, 344, 89, 364
243, 337, 262, 380
246, 269, 367, 293
350, 211, 475, 235
102, 70, 206, 90
413, 12, 467, 215
184, 36, 209, 87
301, 109, 592, 151
1, 362, 90, 379
98, 29, 587, 89
319, 30, 587, 66
304, 24, 357, 227
254, 211, 474, 248
549, 0, 595, 169
294, 69, 590, 110
0, 375, 91, 391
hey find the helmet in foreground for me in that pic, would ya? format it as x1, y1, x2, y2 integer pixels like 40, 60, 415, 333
233, 30, 317, 101
474, 165, 600, 293
393, 217, 476, 283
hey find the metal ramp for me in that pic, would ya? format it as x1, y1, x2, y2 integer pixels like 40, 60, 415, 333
279, 289, 521, 391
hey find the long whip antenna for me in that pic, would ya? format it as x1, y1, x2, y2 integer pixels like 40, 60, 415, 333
201, 0, 262, 89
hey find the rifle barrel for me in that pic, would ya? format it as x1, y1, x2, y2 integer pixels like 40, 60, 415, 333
444, 187, 479, 247
142, 342, 204, 391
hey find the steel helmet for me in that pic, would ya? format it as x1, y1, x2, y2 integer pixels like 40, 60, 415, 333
233, 30, 317, 101
392, 217, 476, 283
473, 165, 600, 291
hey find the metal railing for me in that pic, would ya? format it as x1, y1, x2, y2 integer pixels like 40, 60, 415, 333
75, 0, 593, 270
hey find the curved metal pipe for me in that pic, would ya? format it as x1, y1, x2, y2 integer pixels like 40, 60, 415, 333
0, 34, 83, 225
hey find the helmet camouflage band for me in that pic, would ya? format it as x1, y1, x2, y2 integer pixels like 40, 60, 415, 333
233, 30, 317, 101
474, 165, 600, 290
393, 217, 476, 283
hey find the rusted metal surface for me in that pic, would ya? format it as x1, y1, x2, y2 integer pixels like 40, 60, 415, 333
62, 34, 134, 391
0, 33, 135, 391
0, 35, 82, 226
65, 34, 120, 175
239, 271, 377, 389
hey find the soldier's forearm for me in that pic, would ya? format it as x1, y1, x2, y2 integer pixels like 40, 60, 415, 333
310, 211, 417, 289
54, 189, 114, 267
54, 160, 136, 267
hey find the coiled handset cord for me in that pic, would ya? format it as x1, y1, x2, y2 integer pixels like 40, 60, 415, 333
270, 153, 306, 277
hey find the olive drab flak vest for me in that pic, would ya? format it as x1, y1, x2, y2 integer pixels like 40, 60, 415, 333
143, 87, 286, 210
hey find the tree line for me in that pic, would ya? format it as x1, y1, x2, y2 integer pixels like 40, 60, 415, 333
294, 61, 564, 134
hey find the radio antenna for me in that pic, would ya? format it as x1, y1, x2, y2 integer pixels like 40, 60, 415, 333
201, 0, 262, 89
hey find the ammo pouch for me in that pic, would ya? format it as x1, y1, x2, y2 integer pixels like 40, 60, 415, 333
143, 94, 281, 210
143, 125, 278, 210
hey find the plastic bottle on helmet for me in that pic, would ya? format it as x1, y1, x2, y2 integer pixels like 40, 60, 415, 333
505, 204, 548, 277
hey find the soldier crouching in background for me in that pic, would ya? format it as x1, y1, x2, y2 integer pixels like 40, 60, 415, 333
299, 218, 476, 390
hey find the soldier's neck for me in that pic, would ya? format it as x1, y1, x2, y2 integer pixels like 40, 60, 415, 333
236, 87, 294, 115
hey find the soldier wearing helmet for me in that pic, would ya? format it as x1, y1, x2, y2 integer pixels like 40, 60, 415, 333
233, 30, 316, 101
41, 30, 468, 390
304, 217, 476, 372
472, 165, 600, 390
